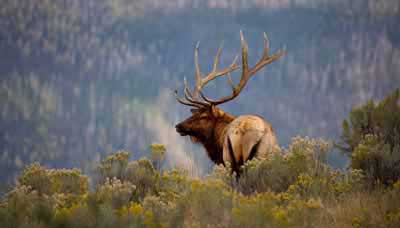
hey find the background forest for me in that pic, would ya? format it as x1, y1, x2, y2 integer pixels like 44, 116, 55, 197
0, 1, 400, 226
1, 0, 400, 183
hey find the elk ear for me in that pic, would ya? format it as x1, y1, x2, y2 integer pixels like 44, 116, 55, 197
190, 108, 199, 114
211, 105, 223, 118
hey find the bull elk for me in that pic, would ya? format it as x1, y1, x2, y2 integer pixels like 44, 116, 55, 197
175, 31, 284, 175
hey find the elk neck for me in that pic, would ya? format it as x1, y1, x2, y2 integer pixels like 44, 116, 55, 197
199, 111, 236, 165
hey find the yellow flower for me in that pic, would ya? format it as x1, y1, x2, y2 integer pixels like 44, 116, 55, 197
273, 208, 288, 225
128, 202, 143, 216
393, 181, 400, 191
305, 198, 323, 209
54, 207, 71, 221
352, 216, 363, 228
144, 210, 157, 227
232, 207, 241, 217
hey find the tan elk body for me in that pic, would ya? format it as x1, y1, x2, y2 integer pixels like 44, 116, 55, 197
175, 31, 284, 174
223, 115, 278, 166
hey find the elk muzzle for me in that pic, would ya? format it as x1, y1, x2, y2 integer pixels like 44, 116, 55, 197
175, 123, 188, 136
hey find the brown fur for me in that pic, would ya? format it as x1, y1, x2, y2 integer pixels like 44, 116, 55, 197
175, 106, 235, 165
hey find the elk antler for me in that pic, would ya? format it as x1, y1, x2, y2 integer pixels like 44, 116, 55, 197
176, 31, 284, 108
192, 42, 240, 98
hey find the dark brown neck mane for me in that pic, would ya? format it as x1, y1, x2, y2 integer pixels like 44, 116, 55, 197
196, 112, 235, 165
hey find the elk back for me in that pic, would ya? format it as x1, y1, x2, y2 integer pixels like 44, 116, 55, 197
222, 115, 279, 166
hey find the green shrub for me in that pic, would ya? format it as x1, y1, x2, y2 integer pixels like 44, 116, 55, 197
149, 144, 166, 172
97, 151, 130, 183
232, 137, 331, 194
176, 179, 233, 227
339, 89, 400, 185
96, 151, 159, 201
351, 134, 400, 185
124, 159, 159, 200
17, 163, 88, 196
17, 163, 52, 195
2, 185, 55, 227
95, 177, 136, 209
49, 168, 89, 195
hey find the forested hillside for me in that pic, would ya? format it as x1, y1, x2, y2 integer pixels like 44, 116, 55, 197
1, 0, 399, 186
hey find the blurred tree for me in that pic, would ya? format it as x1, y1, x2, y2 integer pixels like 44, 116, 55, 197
339, 89, 400, 185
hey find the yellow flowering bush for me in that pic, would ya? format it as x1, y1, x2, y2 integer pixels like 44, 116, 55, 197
1, 138, 400, 228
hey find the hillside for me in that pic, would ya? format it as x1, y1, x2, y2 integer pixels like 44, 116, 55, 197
1, 0, 399, 184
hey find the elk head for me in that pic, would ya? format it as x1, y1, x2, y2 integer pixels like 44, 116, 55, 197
175, 31, 284, 164
175, 105, 229, 141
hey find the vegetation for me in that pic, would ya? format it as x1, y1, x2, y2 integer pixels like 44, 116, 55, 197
1, 135, 399, 228
339, 89, 400, 185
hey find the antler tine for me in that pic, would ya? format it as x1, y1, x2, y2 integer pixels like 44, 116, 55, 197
193, 42, 202, 98
182, 77, 209, 106
249, 32, 285, 76
183, 77, 194, 98
184, 87, 209, 107
198, 90, 214, 104
240, 30, 249, 75
175, 90, 204, 108
176, 41, 239, 108
199, 31, 284, 106
226, 72, 235, 91
197, 30, 249, 105
263, 32, 270, 58
173, 77, 208, 108
192, 41, 240, 100
212, 43, 223, 72
202, 44, 240, 86
195, 42, 202, 81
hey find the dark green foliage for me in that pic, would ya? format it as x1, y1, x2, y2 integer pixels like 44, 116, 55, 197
340, 89, 400, 153
339, 89, 400, 184
351, 135, 400, 185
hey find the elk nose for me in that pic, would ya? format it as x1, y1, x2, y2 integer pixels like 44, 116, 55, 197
175, 123, 185, 135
